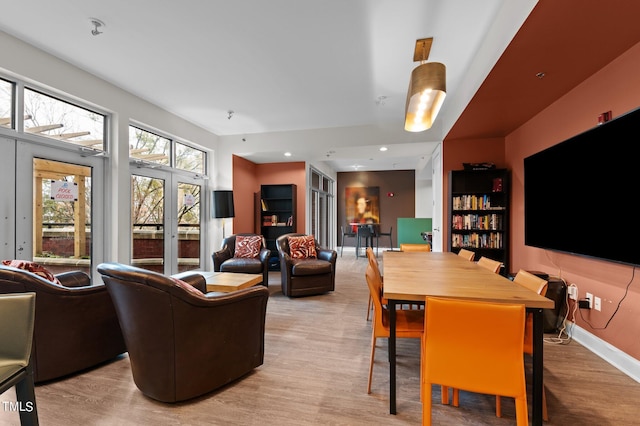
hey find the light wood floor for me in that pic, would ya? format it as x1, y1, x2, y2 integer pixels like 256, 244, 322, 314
2, 254, 639, 425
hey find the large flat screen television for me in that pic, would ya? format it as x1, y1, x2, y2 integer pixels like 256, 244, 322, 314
524, 106, 640, 266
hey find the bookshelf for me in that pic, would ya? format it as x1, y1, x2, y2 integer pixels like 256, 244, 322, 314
448, 168, 509, 275
259, 184, 297, 270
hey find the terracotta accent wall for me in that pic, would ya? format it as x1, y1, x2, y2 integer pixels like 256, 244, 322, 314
504, 41, 640, 360
232, 155, 306, 234
337, 170, 415, 247
231, 155, 259, 233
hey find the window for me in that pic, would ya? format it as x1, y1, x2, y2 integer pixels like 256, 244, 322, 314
23, 87, 105, 150
128, 125, 206, 174
0, 78, 14, 129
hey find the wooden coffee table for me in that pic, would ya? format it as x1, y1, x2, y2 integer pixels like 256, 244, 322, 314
198, 271, 262, 292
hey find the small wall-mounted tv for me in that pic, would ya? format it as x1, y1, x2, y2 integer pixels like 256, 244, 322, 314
524, 106, 640, 266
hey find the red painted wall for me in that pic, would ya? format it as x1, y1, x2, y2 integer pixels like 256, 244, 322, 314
232, 156, 307, 234
505, 41, 640, 360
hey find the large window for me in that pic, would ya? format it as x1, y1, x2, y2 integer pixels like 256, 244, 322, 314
0, 78, 13, 129
23, 87, 106, 150
129, 125, 205, 174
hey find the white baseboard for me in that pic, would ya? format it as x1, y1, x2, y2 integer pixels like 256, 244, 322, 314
571, 324, 640, 383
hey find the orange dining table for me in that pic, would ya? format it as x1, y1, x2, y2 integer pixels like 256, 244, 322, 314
382, 251, 554, 425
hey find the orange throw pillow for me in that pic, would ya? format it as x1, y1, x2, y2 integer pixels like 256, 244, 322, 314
2, 259, 61, 285
288, 235, 317, 259
234, 235, 262, 258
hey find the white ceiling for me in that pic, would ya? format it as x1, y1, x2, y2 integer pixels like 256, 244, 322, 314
0, 0, 537, 175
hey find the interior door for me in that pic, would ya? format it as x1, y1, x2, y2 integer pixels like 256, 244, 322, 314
15, 140, 105, 281
431, 143, 443, 252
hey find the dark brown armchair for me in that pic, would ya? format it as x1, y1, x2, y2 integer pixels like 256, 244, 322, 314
212, 233, 270, 286
0, 263, 126, 383
276, 233, 337, 297
97, 262, 269, 403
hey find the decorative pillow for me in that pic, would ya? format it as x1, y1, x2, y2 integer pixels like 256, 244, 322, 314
234, 235, 262, 258
170, 277, 203, 297
2, 259, 61, 285
288, 235, 317, 259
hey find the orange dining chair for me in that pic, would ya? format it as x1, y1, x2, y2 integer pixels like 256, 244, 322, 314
400, 243, 431, 252
365, 260, 423, 394
495, 269, 549, 421
457, 248, 475, 261
365, 247, 384, 321
477, 256, 502, 274
421, 297, 528, 426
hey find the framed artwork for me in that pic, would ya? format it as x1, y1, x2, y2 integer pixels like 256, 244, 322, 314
345, 186, 380, 226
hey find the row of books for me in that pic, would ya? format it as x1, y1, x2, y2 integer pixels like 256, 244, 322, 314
452, 195, 505, 211
262, 215, 293, 226
451, 214, 503, 231
451, 232, 503, 249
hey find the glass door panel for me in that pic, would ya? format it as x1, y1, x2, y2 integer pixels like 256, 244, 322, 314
131, 174, 165, 273
177, 181, 201, 272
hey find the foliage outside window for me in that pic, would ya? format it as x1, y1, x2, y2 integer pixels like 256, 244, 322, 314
175, 141, 205, 174
128, 126, 170, 166
23, 88, 105, 150
0, 78, 13, 129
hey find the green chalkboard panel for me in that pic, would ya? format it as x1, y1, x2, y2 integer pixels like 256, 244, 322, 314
397, 218, 432, 246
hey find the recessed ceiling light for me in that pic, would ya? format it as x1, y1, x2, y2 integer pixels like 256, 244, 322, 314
284, 152, 292, 157
379, 146, 388, 151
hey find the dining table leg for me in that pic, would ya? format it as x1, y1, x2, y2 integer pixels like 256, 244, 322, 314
389, 299, 397, 414
531, 308, 544, 426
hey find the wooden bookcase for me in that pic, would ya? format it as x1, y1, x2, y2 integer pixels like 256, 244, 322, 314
448, 169, 509, 274
259, 184, 297, 270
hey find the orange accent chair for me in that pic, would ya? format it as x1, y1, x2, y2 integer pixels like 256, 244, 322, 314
421, 297, 528, 425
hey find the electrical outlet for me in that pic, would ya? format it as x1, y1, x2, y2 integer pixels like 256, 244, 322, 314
586, 292, 594, 309
594, 296, 602, 311
567, 286, 577, 300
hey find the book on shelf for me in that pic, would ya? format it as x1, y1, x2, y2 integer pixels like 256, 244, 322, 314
286, 215, 293, 226
260, 199, 268, 211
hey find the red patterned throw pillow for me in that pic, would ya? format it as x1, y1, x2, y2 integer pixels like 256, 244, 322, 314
2, 259, 61, 285
288, 235, 317, 259
234, 235, 262, 258
170, 277, 203, 296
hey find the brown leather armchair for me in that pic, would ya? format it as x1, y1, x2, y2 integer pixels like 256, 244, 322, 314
276, 233, 337, 297
97, 262, 269, 403
212, 233, 270, 286
0, 264, 126, 383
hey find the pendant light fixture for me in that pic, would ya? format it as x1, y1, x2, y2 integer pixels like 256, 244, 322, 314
404, 38, 446, 132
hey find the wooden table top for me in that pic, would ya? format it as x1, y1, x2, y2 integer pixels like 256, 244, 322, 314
382, 251, 554, 309
197, 271, 263, 292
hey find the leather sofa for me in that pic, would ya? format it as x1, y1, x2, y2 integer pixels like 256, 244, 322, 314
276, 233, 337, 297
0, 263, 126, 383
212, 233, 270, 287
97, 262, 270, 403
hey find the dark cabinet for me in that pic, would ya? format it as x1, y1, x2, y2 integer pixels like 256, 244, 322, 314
259, 184, 297, 270
449, 169, 509, 274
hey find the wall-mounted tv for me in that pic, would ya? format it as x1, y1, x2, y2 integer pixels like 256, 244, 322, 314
524, 106, 640, 266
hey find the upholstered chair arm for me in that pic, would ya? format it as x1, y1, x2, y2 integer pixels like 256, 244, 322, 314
212, 247, 232, 272
317, 248, 337, 264
258, 247, 271, 263
56, 270, 91, 287
171, 271, 207, 294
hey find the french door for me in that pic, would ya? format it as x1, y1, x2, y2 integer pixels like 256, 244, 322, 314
13, 139, 105, 281
130, 166, 205, 275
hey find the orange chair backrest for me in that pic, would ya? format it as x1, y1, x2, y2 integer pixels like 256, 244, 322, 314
477, 256, 502, 274
365, 263, 385, 330
513, 270, 548, 297
400, 243, 431, 252
457, 248, 475, 261
423, 297, 526, 397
